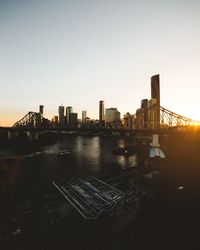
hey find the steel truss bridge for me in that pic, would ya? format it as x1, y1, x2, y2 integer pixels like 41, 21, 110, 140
12, 107, 200, 130
160, 106, 200, 127
13, 112, 55, 129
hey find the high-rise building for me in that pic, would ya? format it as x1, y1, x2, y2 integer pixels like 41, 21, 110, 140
151, 74, 160, 128
58, 106, 65, 126
99, 100, 105, 125
105, 108, 121, 128
123, 112, 133, 129
147, 98, 158, 130
52, 116, 58, 124
135, 99, 149, 130
82, 110, 87, 123
151, 74, 160, 105
66, 106, 73, 125
69, 113, 78, 128
39, 105, 44, 115
136, 108, 145, 129
141, 99, 148, 129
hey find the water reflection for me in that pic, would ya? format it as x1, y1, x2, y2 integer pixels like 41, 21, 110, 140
117, 138, 126, 148
75, 136, 100, 163
117, 154, 138, 170
0, 136, 139, 178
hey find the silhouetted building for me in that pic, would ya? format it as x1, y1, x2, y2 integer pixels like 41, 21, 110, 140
135, 99, 148, 130
66, 106, 73, 125
141, 99, 148, 129
77, 119, 82, 128
39, 105, 44, 115
99, 100, 105, 125
151, 74, 160, 104
82, 111, 87, 123
136, 108, 145, 129
58, 106, 65, 126
52, 116, 58, 124
105, 108, 121, 128
148, 98, 158, 129
151, 74, 160, 128
69, 113, 78, 128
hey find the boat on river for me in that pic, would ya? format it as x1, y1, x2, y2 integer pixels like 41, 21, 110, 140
57, 150, 72, 157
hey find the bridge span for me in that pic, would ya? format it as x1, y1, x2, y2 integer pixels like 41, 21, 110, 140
0, 106, 199, 141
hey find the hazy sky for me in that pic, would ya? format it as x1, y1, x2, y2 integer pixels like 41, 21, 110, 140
1, 0, 200, 126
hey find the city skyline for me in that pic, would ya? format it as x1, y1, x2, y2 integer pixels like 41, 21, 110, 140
1, 0, 200, 126
1, 73, 200, 127
10, 73, 199, 129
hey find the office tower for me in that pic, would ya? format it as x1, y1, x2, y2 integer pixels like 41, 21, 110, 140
69, 113, 78, 128
136, 108, 145, 129
66, 106, 73, 125
147, 98, 158, 130
105, 108, 121, 128
141, 99, 148, 129
58, 106, 65, 126
82, 111, 87, 123
39, 105, 44, 115
151, 74, 160, 105
151, 74, 160, 129
99, 100, 105, 124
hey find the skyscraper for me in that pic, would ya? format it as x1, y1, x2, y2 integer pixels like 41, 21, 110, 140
99, 100, 104, 125
151, 74, 160, 128
39, 105, 44, 115
82, 110, 87, 123
69, 113, 78, 128
66, 106, 73, 125
141, 99, 148, 129
147, 98, 158, 130
151, 74, 160, 106
58, 105, 65, 126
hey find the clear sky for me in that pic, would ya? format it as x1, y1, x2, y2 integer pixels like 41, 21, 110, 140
0, 0, 200, 126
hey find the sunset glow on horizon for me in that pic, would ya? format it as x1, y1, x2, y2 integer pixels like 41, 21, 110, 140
1, 0, 200, 127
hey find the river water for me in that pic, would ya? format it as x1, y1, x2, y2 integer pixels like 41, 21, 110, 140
1, 135, 138, 171
0, 135, 140, 203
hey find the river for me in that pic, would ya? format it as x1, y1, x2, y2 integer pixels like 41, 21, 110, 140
0, 135, 140, 204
